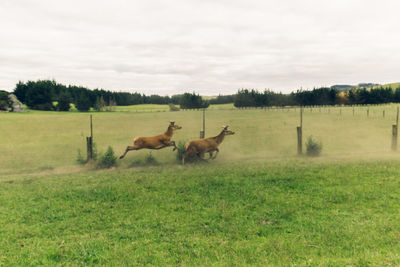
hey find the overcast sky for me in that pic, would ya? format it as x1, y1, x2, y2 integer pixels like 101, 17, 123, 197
1, 0, 400, 95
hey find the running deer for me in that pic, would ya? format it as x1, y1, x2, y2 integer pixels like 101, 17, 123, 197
182, 125, 235, 165
119, 121, 182, 159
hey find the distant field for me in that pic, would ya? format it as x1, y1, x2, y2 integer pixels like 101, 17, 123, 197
115, 103, 235, 112
115, 104, 172, 113
374, 82, 400, 89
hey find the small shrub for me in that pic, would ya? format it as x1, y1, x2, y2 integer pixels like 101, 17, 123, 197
306, 136, 322, 157
175, 140, 186, 162
145, 152, 158, 165
175, 140, 200, 164
97, 146, 117, 168
169, 103, 180, 111
76, 149, 87, 164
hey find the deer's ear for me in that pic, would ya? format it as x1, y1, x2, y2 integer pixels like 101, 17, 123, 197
222, 125, 229, 130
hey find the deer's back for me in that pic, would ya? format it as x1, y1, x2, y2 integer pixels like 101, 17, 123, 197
134, 134, 170, 147
185, 138, 218, 152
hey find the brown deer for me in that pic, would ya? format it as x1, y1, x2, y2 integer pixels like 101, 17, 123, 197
182, 125, 235, 165
119, 121, 182, 159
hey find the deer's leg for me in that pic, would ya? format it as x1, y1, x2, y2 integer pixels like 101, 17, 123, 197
211, 148, 219, 159
169, 141, 178, 151
182, 151, 190, 165
197, 153, 208, 162
160, 140, 178, 151
182, 153, 186, 165
182, 147, 195, 165
119, 145, 140, 159
150, 145, 168, 150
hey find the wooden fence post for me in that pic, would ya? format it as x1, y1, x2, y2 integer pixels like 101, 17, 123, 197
86, 115, 93, 161
297, 107, 303, 155
200, 108, 205, 138
391, 107, 399, 151
392, 125, 397, 151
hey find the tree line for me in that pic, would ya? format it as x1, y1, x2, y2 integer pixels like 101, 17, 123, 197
12, 80, 209, 111
5, 80, 400, 112
233, 86, 400, 108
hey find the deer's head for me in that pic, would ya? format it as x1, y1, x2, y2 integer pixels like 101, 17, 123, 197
169, 121, 182, 130
222, 125, 235, 135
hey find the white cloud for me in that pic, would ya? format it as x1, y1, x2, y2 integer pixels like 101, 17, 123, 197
1, 0, 400, 95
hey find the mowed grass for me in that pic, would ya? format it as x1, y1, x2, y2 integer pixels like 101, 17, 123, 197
1, 161, 400, 265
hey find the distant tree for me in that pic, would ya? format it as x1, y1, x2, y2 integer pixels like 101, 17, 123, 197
76, 91, 91, 112
209, 94, 235, 104
347, 89, 357, 104
179, 92, 209, 109
13, 81, 28, 103
394, 87, 400, 103
57, 90, 71, 111
234, 89, 256, 108
25, 80, 54, 110
357, 88, 370, 104
0, 90, 9, 111
105, 97, 116, 112
94, 96, 106, 111
170, 94, 182, 105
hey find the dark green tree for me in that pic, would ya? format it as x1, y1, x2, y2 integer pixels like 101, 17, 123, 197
13, 81, 28, 103
76, 91, 91, 112
0, 90, 9, 111
57, 90, 71, 111
25, 81, 54, 110
179, 92, 209, 109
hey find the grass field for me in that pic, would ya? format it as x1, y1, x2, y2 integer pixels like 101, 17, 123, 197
1, 104, 400, 265
1, 161, 400, 265
115, 104, 172, 113
1, 104, 400, 176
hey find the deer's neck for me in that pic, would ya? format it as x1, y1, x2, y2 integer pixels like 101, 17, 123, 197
214, 131, 225, 145
165, 126, 173, 137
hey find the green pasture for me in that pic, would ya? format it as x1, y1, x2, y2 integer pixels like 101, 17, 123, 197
115, 104, 172, 113
2, 104, 400, 265
1, 161, 400, 265
1, 104, 400, 176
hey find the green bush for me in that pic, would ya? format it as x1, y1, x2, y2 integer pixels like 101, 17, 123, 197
76, 149, 87, 165
169, 103, 180, 111
306, 136, 322, 157
97, 146, 117, 168
175, 140, 200, 163
145, 153, 158, 165
175, 140, 186, 162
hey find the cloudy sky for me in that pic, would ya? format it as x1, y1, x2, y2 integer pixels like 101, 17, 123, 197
1, 0, 400, 95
